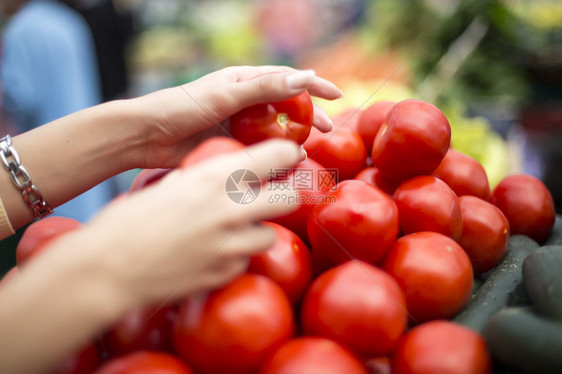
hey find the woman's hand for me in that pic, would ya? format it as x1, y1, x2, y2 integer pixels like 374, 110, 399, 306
133, 66, 342, 169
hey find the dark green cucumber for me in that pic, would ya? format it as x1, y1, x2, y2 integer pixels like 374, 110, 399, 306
482, 307, 562, 374
544, 215, 562, 245
523, 245, 562, 322
453, 235, 538, 332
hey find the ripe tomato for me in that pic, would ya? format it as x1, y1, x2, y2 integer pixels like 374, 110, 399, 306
491, 174, 555, 243
330, 108, 362, 133
230, 92, 313, 145
458, 196, 510, 275
391, 320, 491, 374
53, 342, 101, 374
247, 222, 313, 306
303, 127, 367, 181
372, 99, 450, 181
356, 101, 395, 154
393, 175, 463, 241
258, 337, 368, 374
382, 232, 473, 322
16, 217, 83, 266
300, 260, 407, 358
103, 304, 177, 356
173, 274, 295, 374
355, 167, 401, 196
93, 351, 193, 374
307, 180, 399, 267
432, 148, 491, 201
129, 168, 171, 193
179, 136, 245, 169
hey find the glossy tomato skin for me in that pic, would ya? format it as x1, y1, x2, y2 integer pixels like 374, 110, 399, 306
247, 222, 313, 306
391, 320, 491, 374
129, 169, 171, 193
432, 148, 491, 201
53, 342, 101, 374
355, 167, 401, 196
491, 174, 555, 243
303, 127, 367, 181
393, 175, 463, 241
307, 180, 399, 268
258, 337, 368, 374
93, 351, 193, 374
179, 136, 245, 169
382, 232, 473, 323
230, 92, 313, 145
300, 260, 407, 358
356, 101, 395, 154
103, 304, 177, 356
16, 217, 83, 265
458, 196, 510, 275
173, 274, 295, 374
330, 108, 362, 134
372, 99, 450, 181
272, 158, 336, 242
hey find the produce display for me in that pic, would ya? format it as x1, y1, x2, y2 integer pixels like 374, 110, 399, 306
2, 96, 561, 374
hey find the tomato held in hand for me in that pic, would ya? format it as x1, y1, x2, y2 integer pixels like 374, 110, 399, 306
303, 127, 367, 181
258, 337, 368, 374
230, 92, 313, 145
173, 274, 295, 374
301, 260, 407, 358
16, 217, 83, 266
458, 196, 510, 275
356, 100, 395, 154
308, 180, 399, 268
179, 136, 245, 169
372, 99, 450, 181
382, 232, 473, 323
93, 351, 193, 374
272, 157, 336, 242
247, 222, 313, 306
491, 174, 555, 243
103, 304, 177, 356
391, 321, 491, 374
393, 175, 463, 241
432, 148, 491, 201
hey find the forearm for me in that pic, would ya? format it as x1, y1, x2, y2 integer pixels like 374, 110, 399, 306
1, 99, 150, 229
0, 230, 129, 373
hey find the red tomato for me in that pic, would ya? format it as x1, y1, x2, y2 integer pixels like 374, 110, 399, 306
393, 175, 463, 241
382, 232, 473, 322
173, 274, 295, 374
303, 127, 367, 181
93, 351, 193, 374
230, 92, 313, 145
247, 222, 313, 305
0, 266, 18, 287
372, 99, 450, 181
365, 357, 391, 374
103, 304, 177, 356
491, 174, 555, 243
271, 157, 336, 242
129, 169, 171, 193
258, 337, 368, 374
355, 167, 401, 196
300, 261, 407, 358
356, 101, 395, 154
391, 320, 491, 374
330, 108, 362, 133
179, 136, 245, 169
458, 196, 510, 275
16, 217, 83, 265
432, 148, 491, 201
307, 180, 399, 267
53, 342, 101, 374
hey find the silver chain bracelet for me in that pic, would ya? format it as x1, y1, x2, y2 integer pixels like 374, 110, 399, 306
0, 135, 53, 219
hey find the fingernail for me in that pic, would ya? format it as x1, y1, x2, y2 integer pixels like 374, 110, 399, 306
327, 119, 334, 131
286, 70, 316, 90
338, 89, 345, 98
299, 146, 307, 161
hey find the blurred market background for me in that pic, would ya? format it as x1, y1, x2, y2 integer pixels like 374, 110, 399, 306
0, 0, 561, 267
